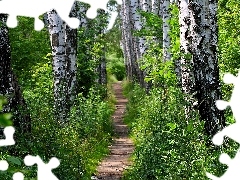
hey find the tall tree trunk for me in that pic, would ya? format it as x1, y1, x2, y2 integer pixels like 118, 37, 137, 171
162, 0, 171, 61
77, 2, 88, 28
121, 0, 135, 81
140, 0, 153, 91
0, 14, 31, 135
178, 0, 196, 118
129, 0, 145, 86
66, 2, 78, 108
96, 10, 107, 86
152, 0, 161, 15
188, 0, 225, 136
47, 10, 68, 124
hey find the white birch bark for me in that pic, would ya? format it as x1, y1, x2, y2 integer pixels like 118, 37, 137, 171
0, 14, 31, 135
77, 2, 88, 28
188, 0, 225, 136
162, 0, 171, 61
121, 0, 134, 80
152, 0, 161, 15
65, 2, 78, 105
130, 0, 141, 60
178, 0, 196, 120
47, 10, 67, 123
129, 0, 145, 86
139, 0, 151, 58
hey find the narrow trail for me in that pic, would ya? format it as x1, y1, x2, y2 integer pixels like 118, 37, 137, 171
96, 81, 134, 180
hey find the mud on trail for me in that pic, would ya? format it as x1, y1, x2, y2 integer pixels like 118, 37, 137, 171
95, 81, 134, 180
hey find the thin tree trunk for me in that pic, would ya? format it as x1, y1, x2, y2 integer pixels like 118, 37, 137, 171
47, 10, 68, 124
178, 0, 196, 118
140, 0, 153, 91
0, 14, 31, 135
77, 2, 88, 28
66, 2, 78, 107
129, 0, 145, 86
162, 0, 171, 61
188, 0, 225, 136
121, 0, 135, 80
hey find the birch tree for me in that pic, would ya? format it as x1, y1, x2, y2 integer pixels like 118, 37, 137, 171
66, 2, 78, 107
47, 10, 68, 123
188, 0, 225, 136
162, 0, 171, 61
0, 14, 31, 134
129, 0, 145, 86
96, 10, 107, 86
121, 0, 135, 80
77, 2, 88, 28
178, 0, 196, 119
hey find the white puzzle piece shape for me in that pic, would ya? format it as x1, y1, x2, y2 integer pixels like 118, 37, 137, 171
0, 126, 15, 147
207, 71, 240, 179
206, 149, 240, 180
0, 0, 122, 31
0, 160, 9, 171
24, 155, 60, 180
212, 71, 240, 145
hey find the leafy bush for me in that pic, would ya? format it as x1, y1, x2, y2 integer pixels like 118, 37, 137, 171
122, 59, 238, 179
107, 54, 126, 81
0, 59, 114, 180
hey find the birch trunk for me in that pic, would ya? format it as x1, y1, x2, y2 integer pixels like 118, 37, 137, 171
129, 0, 145, 86
47, 10, 68, 123
140, 0, 153, 91
178, 0, 196, 119
77, 2, 88, 28
96, 10, 107, 86
152, 0, 161, 15
162, 0, 171, 61
139, 0, 151, 58
0, 14, 31, 135
188, 0, 225, 136
65, 2, 78, 106
121, 0, 135, 80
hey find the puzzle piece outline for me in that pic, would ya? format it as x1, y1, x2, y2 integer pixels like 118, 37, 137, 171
0, 0, 122, 31
207, 71, 240, 179
0, 126, 15, 147
24, 155, 60, 180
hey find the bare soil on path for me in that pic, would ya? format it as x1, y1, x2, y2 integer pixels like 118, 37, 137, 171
95, 81, 134, 180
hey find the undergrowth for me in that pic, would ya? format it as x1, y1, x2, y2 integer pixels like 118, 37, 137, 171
122, 81, 238, 179
0, 61, 115, 180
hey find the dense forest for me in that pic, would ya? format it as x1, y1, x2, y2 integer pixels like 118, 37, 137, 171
0, 0, 240, 179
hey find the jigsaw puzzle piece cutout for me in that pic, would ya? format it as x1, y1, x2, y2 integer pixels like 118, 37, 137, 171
220, 72, 240, 120
0, 126, 15, 147
212, 122, 240, 146
53, 0, 80, 29
12, 172, 24, 180
213, 71, 240, 145
0, 160, 9, 171
24, 155, 60, 180
0, 0, 52, 31
206, 150, 240, 180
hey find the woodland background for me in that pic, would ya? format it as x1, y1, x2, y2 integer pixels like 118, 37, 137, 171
0, 0, 239, 179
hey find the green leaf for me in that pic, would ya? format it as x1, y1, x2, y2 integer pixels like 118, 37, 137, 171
7, 156, 22, 166
167, 123, 177, 130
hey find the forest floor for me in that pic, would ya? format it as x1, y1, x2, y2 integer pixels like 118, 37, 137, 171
94, 81, 134, 180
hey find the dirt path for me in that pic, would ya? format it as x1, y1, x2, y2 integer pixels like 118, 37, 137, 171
95, 81, 134, 180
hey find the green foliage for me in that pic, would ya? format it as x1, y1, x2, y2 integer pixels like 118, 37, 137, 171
0, 97, 12, 126
1, 61, 115, 180
106, 54, 125, 81
9, 17, 51, 86
134, 11, 162, 40
2, 15, 115, 179
122, 78, 238, 180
